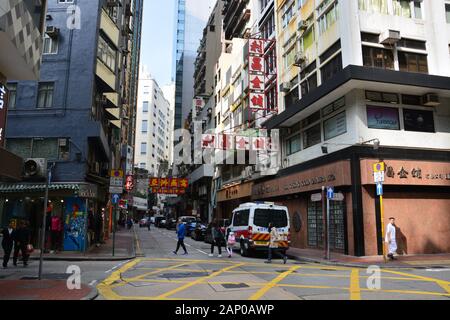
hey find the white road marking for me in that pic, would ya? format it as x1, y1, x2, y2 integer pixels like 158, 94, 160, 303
104, 260, 131, 274
89, 280, 97, 286
155, 225, 209, 256
426, 269, 450, 272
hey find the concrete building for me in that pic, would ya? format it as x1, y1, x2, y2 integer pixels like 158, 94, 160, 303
254, 0, 450, 256
1, 0, 143, 251
0, 0, 48, 182
134, 67, 172, 176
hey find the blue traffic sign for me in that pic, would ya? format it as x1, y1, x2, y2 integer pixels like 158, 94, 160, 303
376, 183, 383, 196
112, 194, 120, 204
327, 187, 334, 200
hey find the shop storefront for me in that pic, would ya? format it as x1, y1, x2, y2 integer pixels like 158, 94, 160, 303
0, 182, 103, 252
217, 181, 254, 221
252, 161, 353, 254
360, 159, 450, 256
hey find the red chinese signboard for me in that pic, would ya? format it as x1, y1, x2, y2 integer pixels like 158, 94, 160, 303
125, 175, 134, 191
0, 82, 9, 148
149, 178, 189, 194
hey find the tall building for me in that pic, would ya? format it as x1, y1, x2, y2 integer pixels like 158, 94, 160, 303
173, 0, 216, 131
1, 0, 143, 251
255, 0, 450, 257
0, 0, 48, 182
134, 67, 173, 176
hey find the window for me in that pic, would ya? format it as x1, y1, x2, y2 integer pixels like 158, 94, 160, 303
301, 27, 315, 51
321, 53, 342, 83
300, 73, 318, 96
37, 83, 54, 108
97, 36, 117, 72
7, 83, 17, 109
142, 101, 149, 112
141, 120, 148, 133
361, 32, 380, 43
318, 2, 339, 34
254, 209, 288, 228
398, 52, 428, 74
43, 34, 58, 54
403, 109, 435, 133
358, 0, 389, 14
393, 0, 412, 18
303, 124, 322, 149
286, 134, 301, 155
324, 112, 347, 140
366, 91, 399, 104
446, 4, 450, 23
6, 138, 68, 160
140, 142, 147, 155
362, 46, 394, 70
281, 1, 295, 28
232, 210, 250, 227
367, 106, 400, 130
401, 94, 422, 106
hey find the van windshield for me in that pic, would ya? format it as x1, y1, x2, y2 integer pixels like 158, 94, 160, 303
254, 209, 288, 228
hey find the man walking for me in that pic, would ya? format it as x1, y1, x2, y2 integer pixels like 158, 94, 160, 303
265, 222, 287, 264
173, 219, 188, 255
13, 221, 31, 267
385, 217, 397, 261
209, 220, 223, 258
2, 221, 16, 268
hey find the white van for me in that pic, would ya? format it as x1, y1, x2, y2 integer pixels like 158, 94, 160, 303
228, 202, 290, 257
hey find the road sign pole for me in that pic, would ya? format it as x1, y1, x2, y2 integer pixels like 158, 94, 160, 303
327, 197, 330, 261
380, 194, 387, 263
112, 202, 117, 257
38, 170, 50, 280
321, 186, 326, 259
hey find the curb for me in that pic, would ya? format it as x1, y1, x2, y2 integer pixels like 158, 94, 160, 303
286, 253, 449, 270
82, 286, 99, 301
29, 256, 136, 262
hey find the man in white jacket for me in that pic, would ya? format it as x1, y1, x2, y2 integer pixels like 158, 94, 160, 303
385, 217, 397, 261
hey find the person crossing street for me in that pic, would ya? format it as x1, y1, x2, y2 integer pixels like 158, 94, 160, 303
173, 219, 188, 255
385, 217, 397, 261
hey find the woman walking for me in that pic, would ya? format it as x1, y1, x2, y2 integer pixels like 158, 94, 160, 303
209, 220, 223, 258
173, 219, 188, 255
225, 227, 235, 258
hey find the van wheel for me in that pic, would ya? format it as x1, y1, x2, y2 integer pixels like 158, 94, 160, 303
240, 241, 249, 257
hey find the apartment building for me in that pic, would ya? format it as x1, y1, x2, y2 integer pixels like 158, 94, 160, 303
252, 0, 450, 256
0, 0, 48, 182
134, 68, 172, 176
1, 0, 143, 251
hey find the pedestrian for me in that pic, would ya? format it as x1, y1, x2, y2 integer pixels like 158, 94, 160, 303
2, 220, 16, 268
173, 219, 188, 255
209, 220, 223, 258
265, 222, 287, 264
13, 221, 31, 267
147, 216, 151, 231
87, 210, 95, 246
385, 217, 397, 261
50, 215, 62, 253
225, 227, 235, 258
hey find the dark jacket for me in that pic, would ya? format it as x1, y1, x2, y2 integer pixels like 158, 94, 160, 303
1, 228, 15, 248
14, 227, 31, 245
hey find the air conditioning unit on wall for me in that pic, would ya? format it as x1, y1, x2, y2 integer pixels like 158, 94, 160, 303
422, 93, 440, 106
379, 29, 400, 45
23, 158, 47, 179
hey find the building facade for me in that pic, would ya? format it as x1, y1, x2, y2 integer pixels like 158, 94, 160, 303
1, 0, 143, 251
0, 0, 48, 181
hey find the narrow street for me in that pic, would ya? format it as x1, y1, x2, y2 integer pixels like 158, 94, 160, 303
96, 226, 450, 300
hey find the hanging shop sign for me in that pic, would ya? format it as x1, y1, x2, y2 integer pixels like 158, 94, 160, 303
125, 175, 134, 191
149, 177, 189, 194
0, 82, 9, 148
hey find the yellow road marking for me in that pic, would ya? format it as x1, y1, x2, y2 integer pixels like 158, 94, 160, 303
154, 263, 247, 300
97, 259, 142, 300
133, 227, 143, 256
124, 263, 189, 282
350, 269, 361, 300
381, 269, 450, 294
249, 266, 300, 300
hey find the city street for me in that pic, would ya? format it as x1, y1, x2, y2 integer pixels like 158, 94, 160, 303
96, 226, 450, 300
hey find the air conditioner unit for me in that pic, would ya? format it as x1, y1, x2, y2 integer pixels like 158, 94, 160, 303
422, 93, 440, 106
297, 20, 309, 31
45, 26, 59, 38
293, 52, 307, 67
24, 158, 47, 178
280, 82, 292, 93
379, 29, 400, 45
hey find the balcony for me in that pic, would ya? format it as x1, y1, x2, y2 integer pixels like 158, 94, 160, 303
96, 58, 116, 92
100, 9, 120, 48
88, 124, 111, 161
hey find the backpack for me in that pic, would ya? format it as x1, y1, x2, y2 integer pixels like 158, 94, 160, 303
228, 233, 236, 245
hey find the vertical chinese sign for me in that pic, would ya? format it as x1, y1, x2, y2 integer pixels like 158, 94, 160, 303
0, 82, 9, 148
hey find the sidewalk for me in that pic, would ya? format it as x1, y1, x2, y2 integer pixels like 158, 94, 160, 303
286, 247, 450, 269
0, 279, 97, 300
29, 226, 136, 261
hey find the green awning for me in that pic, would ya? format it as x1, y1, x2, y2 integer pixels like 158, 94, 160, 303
0, 183, 80, 194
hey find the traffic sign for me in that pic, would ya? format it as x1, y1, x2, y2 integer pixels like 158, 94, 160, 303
373, 162, 385, 173
110, 177, 123, 187
311, 193, 322, 202
109, 186, 123, 194
111, 170, 124, 178
327, 187, 334, 200
112, 194, 120, 205
374, 171, 385, 183
331, 192, 344, 202
376, 182, 383, 196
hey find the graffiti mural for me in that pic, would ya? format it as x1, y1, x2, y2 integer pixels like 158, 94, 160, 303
63, 198, 87, 251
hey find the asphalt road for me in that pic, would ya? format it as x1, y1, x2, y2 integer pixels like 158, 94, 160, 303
96, 226, 450, 300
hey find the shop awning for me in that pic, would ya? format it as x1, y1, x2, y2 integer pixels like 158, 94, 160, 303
0, 183, 80, 194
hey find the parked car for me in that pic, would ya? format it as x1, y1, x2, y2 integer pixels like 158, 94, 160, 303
228, 202, 290, 257
204, 219, 230, 246
154, 216, 164, 227
191, 222, 207, 241
139, 218, 149, 228
180, 216, 197, 236
166, 218, 177, 230
158, 219, 167, 228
